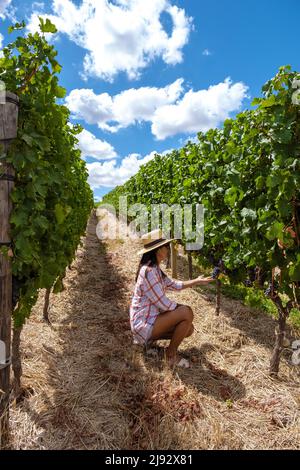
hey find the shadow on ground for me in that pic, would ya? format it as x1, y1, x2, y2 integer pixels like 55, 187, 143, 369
143, 342, 246, 402
175, 251, 294, 355
16, 213, 136, 449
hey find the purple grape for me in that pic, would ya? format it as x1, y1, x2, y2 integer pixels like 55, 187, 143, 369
264, 280, 278, 297
212, 266, 221, 279
264, 286, 272, 297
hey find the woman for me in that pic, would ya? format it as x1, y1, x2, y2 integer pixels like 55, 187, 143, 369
130, 229, 215, 366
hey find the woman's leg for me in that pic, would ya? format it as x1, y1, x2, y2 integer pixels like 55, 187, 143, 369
156, 323, 194, 340
149, 305, 194, 364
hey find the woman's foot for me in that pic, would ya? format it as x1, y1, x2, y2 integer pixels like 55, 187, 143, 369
177, 358, 191, 368
165, 353, 178, 367
165, 350, 191, 368
166, 348, 178, 367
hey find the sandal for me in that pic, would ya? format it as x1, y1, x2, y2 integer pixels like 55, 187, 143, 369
177, 358, 191, 368
165, 355, 191, 368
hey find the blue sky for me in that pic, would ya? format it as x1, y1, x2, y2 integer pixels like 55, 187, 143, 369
1, 0, 300, 201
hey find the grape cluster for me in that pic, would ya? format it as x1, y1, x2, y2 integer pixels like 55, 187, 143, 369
264, 285, 272, 297
210, 259, 226, 279
218, 259, 225, 271
244, 267, 261, 287
211, 266, 221, 279
264, 280, 279, 297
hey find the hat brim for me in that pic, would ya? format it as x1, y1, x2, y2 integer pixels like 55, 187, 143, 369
138, 238, 175, 255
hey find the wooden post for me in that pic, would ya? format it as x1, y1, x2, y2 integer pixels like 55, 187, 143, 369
269, 298, 292, 376
0, 91, 19, 448
43, 288, 51, 324
165, 254, 171, 269
215, 279, 221, 316
187, 251, 193, 279
171, 242, 177, 279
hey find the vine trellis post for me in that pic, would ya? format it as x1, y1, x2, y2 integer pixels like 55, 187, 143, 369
170, 242, 178, 279
0, 91, 19, 448
187, 251, 193, 279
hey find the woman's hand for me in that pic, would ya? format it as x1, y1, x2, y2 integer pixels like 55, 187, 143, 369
195, 276, 216, 285
180, 276, 216, 289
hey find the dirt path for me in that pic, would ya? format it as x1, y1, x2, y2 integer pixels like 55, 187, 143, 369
10, 211, 300, 449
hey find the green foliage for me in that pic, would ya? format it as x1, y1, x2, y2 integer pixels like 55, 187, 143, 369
103, 65, 300, 318
1, 20, 93, 327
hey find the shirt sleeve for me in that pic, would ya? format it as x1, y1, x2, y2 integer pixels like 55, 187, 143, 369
163, 275, 184, 291
143, 267, 177, 312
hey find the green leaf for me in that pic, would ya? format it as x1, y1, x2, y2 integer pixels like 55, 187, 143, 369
55, 86, 66, 98
8, 21, 26, 34
255, 176, 264, 190
274, 129, 292, 144
266, 221, 284, 241
54, 204, 65, 225
183, 178, 192, 188
21, 134, 34, 147
251, 97, 261, 106
276, 198, 292, 217
261, 95, 276, 108
10, 211, 28, 228
39, 18, 57, 34
241, 208, 257, 220
35, 216, 49, 231
288, 262, 300, 282
31, 133, 51, 152
52, 62, 62, 74
266, 173, 282, 188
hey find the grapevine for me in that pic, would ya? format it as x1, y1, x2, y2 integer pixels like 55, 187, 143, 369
0, 20, 93, 390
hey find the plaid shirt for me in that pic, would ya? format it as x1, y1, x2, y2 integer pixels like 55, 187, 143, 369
130, 263, 183, 345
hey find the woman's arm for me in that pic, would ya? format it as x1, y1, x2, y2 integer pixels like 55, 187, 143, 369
164, 273, 216, 291
180, 276, 216, 289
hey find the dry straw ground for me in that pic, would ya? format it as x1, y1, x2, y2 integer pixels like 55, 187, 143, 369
9, 210, 300, 449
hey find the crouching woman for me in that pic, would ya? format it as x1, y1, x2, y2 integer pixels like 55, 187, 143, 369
129, 230, 215, 366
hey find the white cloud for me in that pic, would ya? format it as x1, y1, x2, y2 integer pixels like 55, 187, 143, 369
87, 151, 158, 189
0, 0, 12, 19
77, 128, 117, 160
66, 78, 248, 140
152, 78, 248, 139
32, 2, 45, 10
202, 49, 212, 56
27, 0, 192, 81
66, 79, 184, 132
0, 32, 5, 58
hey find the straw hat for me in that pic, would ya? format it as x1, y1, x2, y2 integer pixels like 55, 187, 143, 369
138, 229, 174, 255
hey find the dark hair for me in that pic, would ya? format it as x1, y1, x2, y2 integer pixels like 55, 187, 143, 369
135, 243, 170, 282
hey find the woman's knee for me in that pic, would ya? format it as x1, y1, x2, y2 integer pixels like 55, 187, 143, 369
186, 323, 194, 337
179, 305, 193, 322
